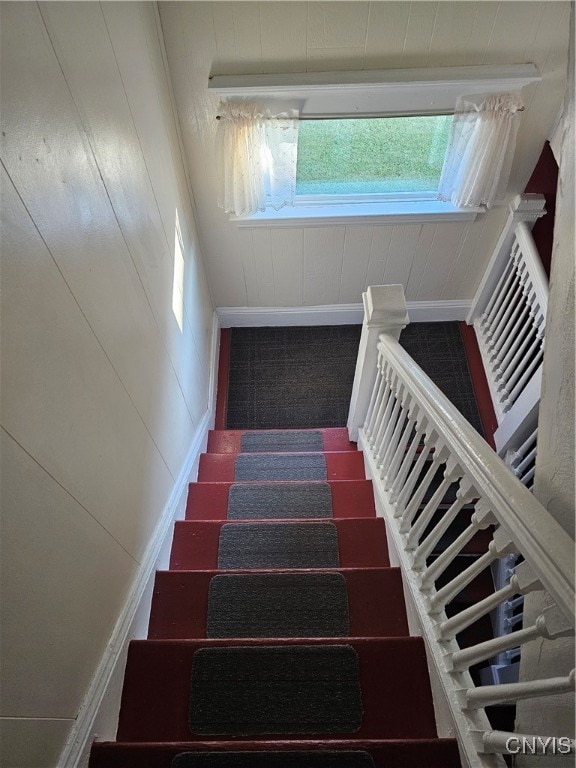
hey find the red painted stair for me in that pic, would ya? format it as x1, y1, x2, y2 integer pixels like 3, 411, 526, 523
89, 427, 462, 768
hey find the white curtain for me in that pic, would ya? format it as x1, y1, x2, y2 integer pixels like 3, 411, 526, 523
438, 93, 524, 209
216, 102, 299, 216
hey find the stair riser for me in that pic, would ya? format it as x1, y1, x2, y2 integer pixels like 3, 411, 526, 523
207, 428, 357, 454
90, 739, 462, 768
186, 480, 376, 521
170, 519, 390, 570
117, 638, 437, 742
198, 452, 366, 483
148, 569, 408, 640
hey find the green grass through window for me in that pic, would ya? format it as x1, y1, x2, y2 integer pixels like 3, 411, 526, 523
295, 115, 452, 195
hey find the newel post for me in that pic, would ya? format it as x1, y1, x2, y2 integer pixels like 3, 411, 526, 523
347, 285, 409, 442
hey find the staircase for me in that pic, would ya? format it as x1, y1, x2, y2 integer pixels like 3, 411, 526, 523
90, 427, 462, 767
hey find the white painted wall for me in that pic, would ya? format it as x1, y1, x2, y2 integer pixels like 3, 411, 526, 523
0, 3, 214, 766
516, 16, 575, 761
159, 1, 570, 309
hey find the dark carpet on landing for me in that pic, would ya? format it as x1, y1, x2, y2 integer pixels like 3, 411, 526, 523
188, 645, 362, 735
206, 573, 350, 638
172, 751, 375, 767
217, 522, 340, 569
226, 323, 483, 435
235, 453, 327, 481
227, 326, 361, 429
227, 482, 333, 519
241, 430, 323, 452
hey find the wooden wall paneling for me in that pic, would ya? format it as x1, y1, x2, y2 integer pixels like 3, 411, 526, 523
364, 2, 410, 70
260, 1, 307, 74
339, 226, 374, 303
271, 228, 305, 306
308, 2, 370, 50
416, 222, 468, 300
365, 226, 394, 286
252, 228, 276, 305
382, 224, 422, 287
33, 2, 198, 476
442, 212, 499, 300
303, 226, 346, 305
402, 2, 439, 68
427, 2, 478, 68
1, 431, 137, 717
1, 167, 174, 560
213, 2, 262, 76
484, 2, 547, 66
404, 224, 438, 300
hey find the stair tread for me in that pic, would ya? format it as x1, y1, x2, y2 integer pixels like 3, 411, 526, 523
208, 427, 357, 454
170, 519, 390, 570
186, 480, 376, 521
198, 452, 366, 482
148, 568, 409, 640
116, 638, 438, 743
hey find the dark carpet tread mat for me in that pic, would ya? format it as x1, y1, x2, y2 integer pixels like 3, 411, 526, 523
241, 430, 323, 452
206, 573, 350, 638
227, 482, 333, 519
227, 326, 362, 429
217, 522, 340, 570
172, 751, 375, 767
234, 453, 327, 481
189, 645, 362, 736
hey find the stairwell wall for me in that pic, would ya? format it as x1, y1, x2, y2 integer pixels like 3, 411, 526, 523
0, 3, 214, 766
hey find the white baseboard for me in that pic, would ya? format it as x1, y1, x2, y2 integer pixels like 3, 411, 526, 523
216, 300, 471, 327
406, 300, 471, 322
208, 311, 221, 427
58, 409, 212, 768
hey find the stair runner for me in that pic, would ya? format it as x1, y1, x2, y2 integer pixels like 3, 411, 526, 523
89, 428, 462, 768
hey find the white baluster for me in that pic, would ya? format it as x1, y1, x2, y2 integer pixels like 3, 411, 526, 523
376, 384, 403, 466
412, 482, 475, 569
487, 271, 523, 355
481, 260, 515, 333
494, 312, 531, 382
370, 369, 395, 452
379, 390, 410, 478
399, 445, 448, 533
426, 528, 515, 613
435, 564, 539, 640
486, 261, 519, 345
405, 462, 462, 549
459, 670, 575, 708
496, 324, 535, 394
505, 336, 544, 408
364, 353, 385, 439
418, 503, 495, 591
368, 367, 392, 450
393, 431, 436, 517
383, 398, 416, 491
389, 419, 426, 505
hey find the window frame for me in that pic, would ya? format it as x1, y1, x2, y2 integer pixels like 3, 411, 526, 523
209, 65, 540, 227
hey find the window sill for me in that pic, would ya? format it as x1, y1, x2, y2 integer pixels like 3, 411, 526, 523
231, 200, 483, 227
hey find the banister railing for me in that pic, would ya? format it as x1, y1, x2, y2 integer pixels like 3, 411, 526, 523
348, 285, 574, 768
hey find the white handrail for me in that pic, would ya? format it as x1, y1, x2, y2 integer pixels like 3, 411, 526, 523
348, 286, 575, 766
376, 334, 574, 622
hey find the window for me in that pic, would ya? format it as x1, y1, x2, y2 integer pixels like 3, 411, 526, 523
296, 115, 452, 198
210, 65, 540, 226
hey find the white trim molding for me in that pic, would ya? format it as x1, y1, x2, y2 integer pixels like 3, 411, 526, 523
58, 410, 213, 768
209, 64, 541, 118
216, 300, 471, 328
